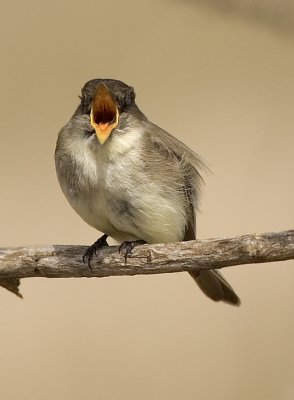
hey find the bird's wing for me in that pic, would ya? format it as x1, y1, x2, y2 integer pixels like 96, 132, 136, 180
145, 122, 206, 189
144, 121, 206, 238
144, 123, 240, 305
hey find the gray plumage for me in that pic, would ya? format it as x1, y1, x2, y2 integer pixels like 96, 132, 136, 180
55, 78, 240, 306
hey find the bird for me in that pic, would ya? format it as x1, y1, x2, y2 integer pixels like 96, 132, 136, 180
55, 78, 240, 306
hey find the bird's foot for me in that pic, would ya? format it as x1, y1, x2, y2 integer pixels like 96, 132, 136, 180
83, 234, 109, 270
119, 240, 146, 263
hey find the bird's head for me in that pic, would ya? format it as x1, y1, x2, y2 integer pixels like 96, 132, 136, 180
79, 79, 138, 145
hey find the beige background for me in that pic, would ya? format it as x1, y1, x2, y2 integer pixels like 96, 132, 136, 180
1, 1, 294, 399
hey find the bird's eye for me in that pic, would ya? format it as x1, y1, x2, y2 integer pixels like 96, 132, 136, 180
79, 92, 91, 115
115, 87, 135, 111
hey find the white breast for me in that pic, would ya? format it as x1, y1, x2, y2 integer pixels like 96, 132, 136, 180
58, 126, 187, 244
59, 128, 143, 240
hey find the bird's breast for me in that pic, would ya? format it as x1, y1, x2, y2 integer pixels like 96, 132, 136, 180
56, 129, 188, 243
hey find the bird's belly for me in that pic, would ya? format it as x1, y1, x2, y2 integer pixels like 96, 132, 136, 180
69, 195, 112, 233
66, 179, 186, 244
59, 149, 187, 243
105, 186, 187, 244
65, 187, 141, 242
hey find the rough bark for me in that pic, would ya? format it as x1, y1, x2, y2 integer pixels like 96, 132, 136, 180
0, 230, 293, 297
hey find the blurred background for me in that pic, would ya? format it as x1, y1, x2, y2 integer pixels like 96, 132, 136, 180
0, 1, 294, 399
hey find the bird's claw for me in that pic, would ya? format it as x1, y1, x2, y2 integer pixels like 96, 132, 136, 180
119, 240, 146, 263
83, 234, 108, 270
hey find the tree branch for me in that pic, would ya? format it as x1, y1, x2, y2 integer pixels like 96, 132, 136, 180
1, 230, 294, 297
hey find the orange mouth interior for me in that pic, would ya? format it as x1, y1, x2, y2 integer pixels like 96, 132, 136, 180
90, 84, 118, 143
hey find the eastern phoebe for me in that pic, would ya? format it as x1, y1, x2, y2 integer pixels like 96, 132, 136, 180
55, 79, 240, 305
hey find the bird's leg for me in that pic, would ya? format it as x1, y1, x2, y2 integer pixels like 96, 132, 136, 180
119, 240, 146, 263
83, 234, 109, 269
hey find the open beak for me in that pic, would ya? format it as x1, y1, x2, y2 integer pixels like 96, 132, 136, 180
90, 83, 119, 145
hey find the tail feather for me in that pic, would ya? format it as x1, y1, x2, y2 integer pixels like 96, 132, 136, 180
189, 270, 240, 306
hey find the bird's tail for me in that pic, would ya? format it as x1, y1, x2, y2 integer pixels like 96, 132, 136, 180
189, 269, 240, 306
